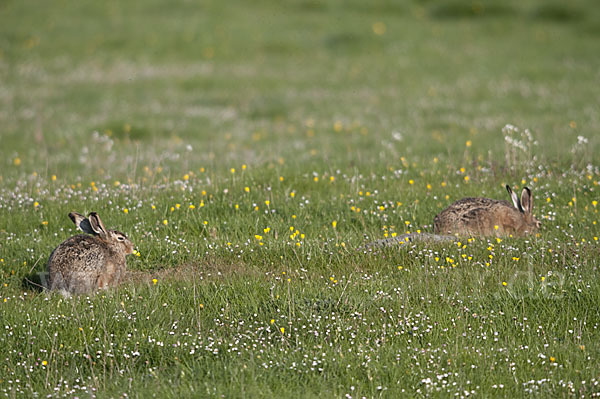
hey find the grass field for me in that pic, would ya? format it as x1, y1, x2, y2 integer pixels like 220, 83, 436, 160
1, 0, 600, 397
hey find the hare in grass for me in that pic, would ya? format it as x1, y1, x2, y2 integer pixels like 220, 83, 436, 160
433, 185, 541, 236
365, 185, 540, 249
47, 212, 134, 295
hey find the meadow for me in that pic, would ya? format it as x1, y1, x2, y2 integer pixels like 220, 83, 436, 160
1, 0, 599, 397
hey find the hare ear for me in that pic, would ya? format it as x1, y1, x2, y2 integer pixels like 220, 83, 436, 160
506, 185, 523, 212
69, 212, 97, 235
521, 187, 532, 214
88, 212, 108, 237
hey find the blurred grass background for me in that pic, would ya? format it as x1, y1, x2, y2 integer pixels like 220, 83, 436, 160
2, 0, 599, 178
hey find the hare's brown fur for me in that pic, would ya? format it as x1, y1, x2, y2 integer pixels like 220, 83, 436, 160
433, 186, 540, 237
47, 212, 133, 295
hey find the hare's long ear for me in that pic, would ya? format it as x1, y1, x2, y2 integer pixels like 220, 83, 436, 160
506, 185, 523, 212
521, 187, 532, 214
69, 212, 97, 235
88, 212, 108, 237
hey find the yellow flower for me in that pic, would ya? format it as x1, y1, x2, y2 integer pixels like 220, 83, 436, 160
230, 168, 235, 174
265, 200, 270, 206
466, 140, 472, 147
408, 179, 414, 185
502, 281, 507, 286
270, 319, 275, 324
123, 208, 128, 214
42, 360, 47, 366
13, 157, 21, 166
255, 235, 263, 241
313, 176, 319, 182
34, 201, 39, 207
264, 227, 270, 233
183, 174, 189, 180
550, 356, 556, 362
175, 203, 181, 209
163, 219, 168, 225
372, 21, 386, 35
242, 164, 247, 170
464, 176, 470, 182
244, 186, 250, 193
152, 279, 158, 285
189, 204, 195, 210
280, 327, 285, 334
332, 221, 337, 228
279, 176, 284, 181
290, 192, 295, 198
51, 175, 57, 181
333, 121, 343, 132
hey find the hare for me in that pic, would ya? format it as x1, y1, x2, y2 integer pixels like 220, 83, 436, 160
47, 212, 134, 295
434, 185, 540, 236
364, 185, 540, 249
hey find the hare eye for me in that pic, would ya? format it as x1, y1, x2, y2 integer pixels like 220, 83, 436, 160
117, 236, 124, 241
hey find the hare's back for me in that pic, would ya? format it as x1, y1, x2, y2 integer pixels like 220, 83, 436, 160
48, 235, 107, 270
434, 197, 515, 234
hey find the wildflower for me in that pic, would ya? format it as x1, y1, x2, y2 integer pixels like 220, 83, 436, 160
189, 204, 195, 210
502, 282, 507, 286
264, 227, 270, 233
152, 279, 158, 285
466, 140, 472, 147
409, 179, 414, 185
34, 201, 39, 207
114, 180, 120, 186
242, 164, 247, 170
265, 200, 270, 206
255, 235, 263, 241
123, 208, 128, 214
332, 221, 337, 228
42, 360, 47, 366
51, 175, 57, 181
175, 203, 181, 209
270, 319, 275, 324
280, 327, 285, 334
183, 174, 189, 180
290, 192, 295, 198
372, 21, 386, 35
230, 168, 235, 174
464, 176, 470, 182
244, 186, 250, 193
13, 157, 21, 166
163, 219, 168, 225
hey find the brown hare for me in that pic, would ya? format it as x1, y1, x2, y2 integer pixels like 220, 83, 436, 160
434, 185, 541, 236
47, 212, 134, 295
364, 185, 540, 249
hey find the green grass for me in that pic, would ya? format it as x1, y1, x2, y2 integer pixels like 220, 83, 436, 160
1, 0, 600, 397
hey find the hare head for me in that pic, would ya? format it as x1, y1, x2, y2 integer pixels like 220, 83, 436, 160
505, 185, 541, 234
69, 212, 134, 256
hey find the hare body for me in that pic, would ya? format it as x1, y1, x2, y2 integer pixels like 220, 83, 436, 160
434, 186, 540, 236
47, 212, 133, 295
